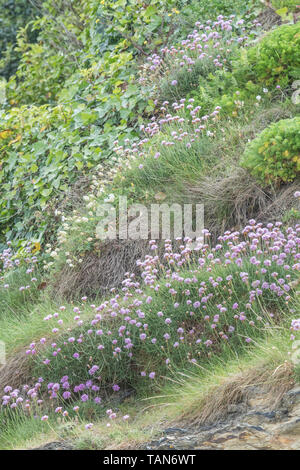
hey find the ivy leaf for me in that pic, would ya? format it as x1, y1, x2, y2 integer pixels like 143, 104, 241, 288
41, 188, 52, 197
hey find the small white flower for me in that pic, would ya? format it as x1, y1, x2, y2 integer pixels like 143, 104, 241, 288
104, 193, 115, 203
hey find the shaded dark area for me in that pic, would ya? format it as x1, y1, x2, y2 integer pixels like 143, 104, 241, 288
0, 0, 38, 78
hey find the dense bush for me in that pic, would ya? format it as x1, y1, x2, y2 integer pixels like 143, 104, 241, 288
6, 0, 90, 105
189, 68, 262, 116
187, 22, 300, 118
7, 29, 77, 106
1, 0, 193, 242
271, 0, 298, 12
0, 75, 147, 243
6, 0, 192, 106
241, 117, 300, 185
234, 23, 300, 89
0, 0, 37, 79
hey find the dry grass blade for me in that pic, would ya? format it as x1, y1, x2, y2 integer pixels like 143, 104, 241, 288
187, 170, 300, 238
0, 351, 32, 390
184, 360, 294, 426
53, 239, 151, 298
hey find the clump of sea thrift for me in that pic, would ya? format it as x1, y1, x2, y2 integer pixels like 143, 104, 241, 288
1, 221, 299, 421
139, 15, 259, 101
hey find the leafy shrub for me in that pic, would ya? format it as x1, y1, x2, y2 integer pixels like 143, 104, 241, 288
189, 68, 262, 116
6, 0, 89, 105
188, 23, 300, 117
234, 23, 300, 88
241, 117, 300, 185
0, 105, 73, 241
0, 0, 37, 79
7, 0, 188, 106
0, 0, 194, 242
7, 30, 76, 106
271, 0, 299, 12
181, 0, 261, 23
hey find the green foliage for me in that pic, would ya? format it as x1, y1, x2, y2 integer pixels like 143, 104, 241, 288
95, 0, 183, 53
0, 93, 143, 241
6, 0, 90, 105
154, 41, 241, 105
241, 117, 300, 185
189, 23, 300, 117
0, 0, 37, 79
190, 68, 262, 116
0, 410, 54, 450
0, 105, 71, 240
7, 29, 76, 106
271, 0, 298, 12
0, 0, 193, 242
181, 0, 261, 22
234, 23, 300, 88
6, 0, 188, 106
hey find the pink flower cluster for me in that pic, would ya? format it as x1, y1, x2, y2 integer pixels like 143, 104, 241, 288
2, 220, 298, 417
140, 15, 256, 85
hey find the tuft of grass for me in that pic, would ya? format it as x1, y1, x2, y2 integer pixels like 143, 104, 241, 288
0, 298, 97, 357
118, 100, 299, 204
74, 433, 105, 450
0, 412, 55, 450
13, 327, 295, 450
85, 328, 297, 449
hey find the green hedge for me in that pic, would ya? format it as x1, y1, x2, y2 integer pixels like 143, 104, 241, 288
235, 23, 300, 89
241, 117, 300, 185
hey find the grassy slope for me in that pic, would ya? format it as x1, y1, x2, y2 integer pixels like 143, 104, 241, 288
0, 227, 298, 449
0, 327, 295, 450
0, 3, 300, 450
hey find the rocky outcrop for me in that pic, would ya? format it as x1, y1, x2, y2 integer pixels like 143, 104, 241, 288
32, 385, 300, 450
33, 441, 73, 450
143, 386, 300, 450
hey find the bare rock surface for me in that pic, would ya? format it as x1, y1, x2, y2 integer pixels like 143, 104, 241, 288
33, 441, 73, 450
142, 385, 300, 450
33, 385, 300, 450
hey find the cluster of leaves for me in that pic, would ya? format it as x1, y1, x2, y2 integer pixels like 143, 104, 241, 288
189, 22, 300, 116
233, 22, 300, 89
94, 0, 185, 54
6, 0, 193, 107
0, 105, 73, 241
0, 0, 38, 79
0, 72, 150, 243
189, 68, 262, 117
271, 0, 299, 12
181, 0, 261, 22
6, 0, 92, 106
0, 0, 194, 243
241, 117, 300, 185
